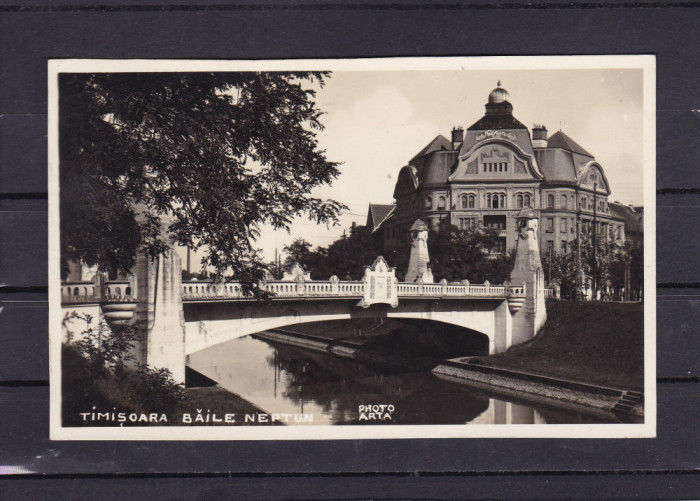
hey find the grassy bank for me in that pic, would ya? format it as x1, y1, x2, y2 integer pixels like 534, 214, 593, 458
476, 300, 644, 390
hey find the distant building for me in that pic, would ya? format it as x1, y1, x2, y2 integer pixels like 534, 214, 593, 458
609, 203, 644, 245
370, 82, 631, 256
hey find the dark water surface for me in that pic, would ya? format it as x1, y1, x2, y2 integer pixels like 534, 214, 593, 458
187, 335, 615, 425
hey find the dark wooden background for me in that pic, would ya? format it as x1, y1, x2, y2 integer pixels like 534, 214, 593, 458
0, 1, 698, 498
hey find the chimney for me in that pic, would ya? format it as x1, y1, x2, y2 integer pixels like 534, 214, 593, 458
451, 127, 464, 149
532, 124, 548, 148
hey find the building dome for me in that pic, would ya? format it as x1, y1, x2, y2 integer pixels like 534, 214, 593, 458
488, 81, 510, 104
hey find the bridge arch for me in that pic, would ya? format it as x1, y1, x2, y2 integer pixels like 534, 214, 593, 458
183, 298, 504, 356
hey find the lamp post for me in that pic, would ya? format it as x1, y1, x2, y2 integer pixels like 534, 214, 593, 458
592, 182, 598, 299
576, 191, 582, 299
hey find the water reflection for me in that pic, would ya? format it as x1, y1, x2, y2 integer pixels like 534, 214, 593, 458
187, 335, 613, 425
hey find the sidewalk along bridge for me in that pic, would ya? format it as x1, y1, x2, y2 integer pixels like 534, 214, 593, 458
60, 209, 550, 384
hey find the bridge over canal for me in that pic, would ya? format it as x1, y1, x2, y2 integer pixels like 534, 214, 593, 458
61, 210, 549, 383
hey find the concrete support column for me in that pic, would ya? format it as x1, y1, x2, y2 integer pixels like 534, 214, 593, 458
132, 249, 186, 384
493, 299, 512, 354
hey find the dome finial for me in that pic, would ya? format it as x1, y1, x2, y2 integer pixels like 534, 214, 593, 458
497, 80, 501, 87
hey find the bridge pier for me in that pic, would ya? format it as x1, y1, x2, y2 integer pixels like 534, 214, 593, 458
493, 299, 512, 354
132, 249, 186, 384
509, 208, 547, 344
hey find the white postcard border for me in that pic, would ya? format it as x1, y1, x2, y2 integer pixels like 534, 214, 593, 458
48, 55, 656, 440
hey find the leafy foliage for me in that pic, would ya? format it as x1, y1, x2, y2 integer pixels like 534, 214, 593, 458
426, 226, 514, 284
280, 224, 513, 284
62, 313, 186, 423
63, 312, 139, 379
542, 235, 644, 300
60, 72, 345, 293
281, 225, 384, 281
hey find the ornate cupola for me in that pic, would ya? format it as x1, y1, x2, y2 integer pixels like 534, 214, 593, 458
486, 80, 513, 113
468, 82, 527, 131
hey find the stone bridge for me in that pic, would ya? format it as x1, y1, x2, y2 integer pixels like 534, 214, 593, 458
61, 209, 549, 384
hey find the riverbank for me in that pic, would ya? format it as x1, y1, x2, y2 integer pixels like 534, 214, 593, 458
259, 301, 645, 421
475, 300, 644, 390
432, 359, 643, 422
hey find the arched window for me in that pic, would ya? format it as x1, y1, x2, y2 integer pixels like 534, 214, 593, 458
547, 194, 555, 208
115, 287, 121, 297
106, 287, 111, 296
461, 194, 475, 209
125, 286, 131, 296
73, 287, 79, 296
425, 196, 432, 209
438, 196, 446, 210
524, 194, 531, 207
486, 193, 506, 209
516, 194, 523, 208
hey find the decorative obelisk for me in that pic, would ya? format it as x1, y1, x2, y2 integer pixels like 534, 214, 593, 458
404, 219, 434, 283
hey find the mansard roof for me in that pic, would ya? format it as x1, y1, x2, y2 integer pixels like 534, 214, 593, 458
414, 150, 458, 186
467, 113, 528, 131
534, 149, 578, 184
546, 130, 594, 157
409, 134, 453, 163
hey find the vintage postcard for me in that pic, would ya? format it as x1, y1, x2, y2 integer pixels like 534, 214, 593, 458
49, 56, 656, 440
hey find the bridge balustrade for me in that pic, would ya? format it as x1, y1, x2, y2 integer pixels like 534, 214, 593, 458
60, 279, 544, 303
61, 280, 135, 303
62, 279, 541, 304
179, 279, 538, 301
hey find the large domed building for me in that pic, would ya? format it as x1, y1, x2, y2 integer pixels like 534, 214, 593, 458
368, 82, 628, 257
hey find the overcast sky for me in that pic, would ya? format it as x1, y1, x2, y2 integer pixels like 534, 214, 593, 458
183, 67, 646, 267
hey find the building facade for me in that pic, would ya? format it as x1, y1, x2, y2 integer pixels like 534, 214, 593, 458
371, 83, 627, 256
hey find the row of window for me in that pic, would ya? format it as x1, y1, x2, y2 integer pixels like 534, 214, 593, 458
426, 192, 533, 210
545, 240, 569, 254
483, 162, 509, 173
387, 217, 623, 243
420, 191, 609, 212
543, 192, 608, 212
544, 217, 623, 240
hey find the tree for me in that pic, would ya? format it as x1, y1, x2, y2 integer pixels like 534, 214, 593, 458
282, 238, 316, 271
309, 225, 383, 280
541, 247, 582, 300
60, 72, 346, 294
426, 226, 513, 283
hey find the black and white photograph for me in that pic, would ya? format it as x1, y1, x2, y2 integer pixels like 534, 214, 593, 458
49, 56, 655, 440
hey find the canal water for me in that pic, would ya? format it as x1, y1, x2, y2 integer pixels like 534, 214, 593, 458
187, 334, 615, 425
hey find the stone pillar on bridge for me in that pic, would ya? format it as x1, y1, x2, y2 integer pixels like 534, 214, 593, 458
131, 249, 186, 384
405, 219, 434, 283
509, 207, 547, 345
